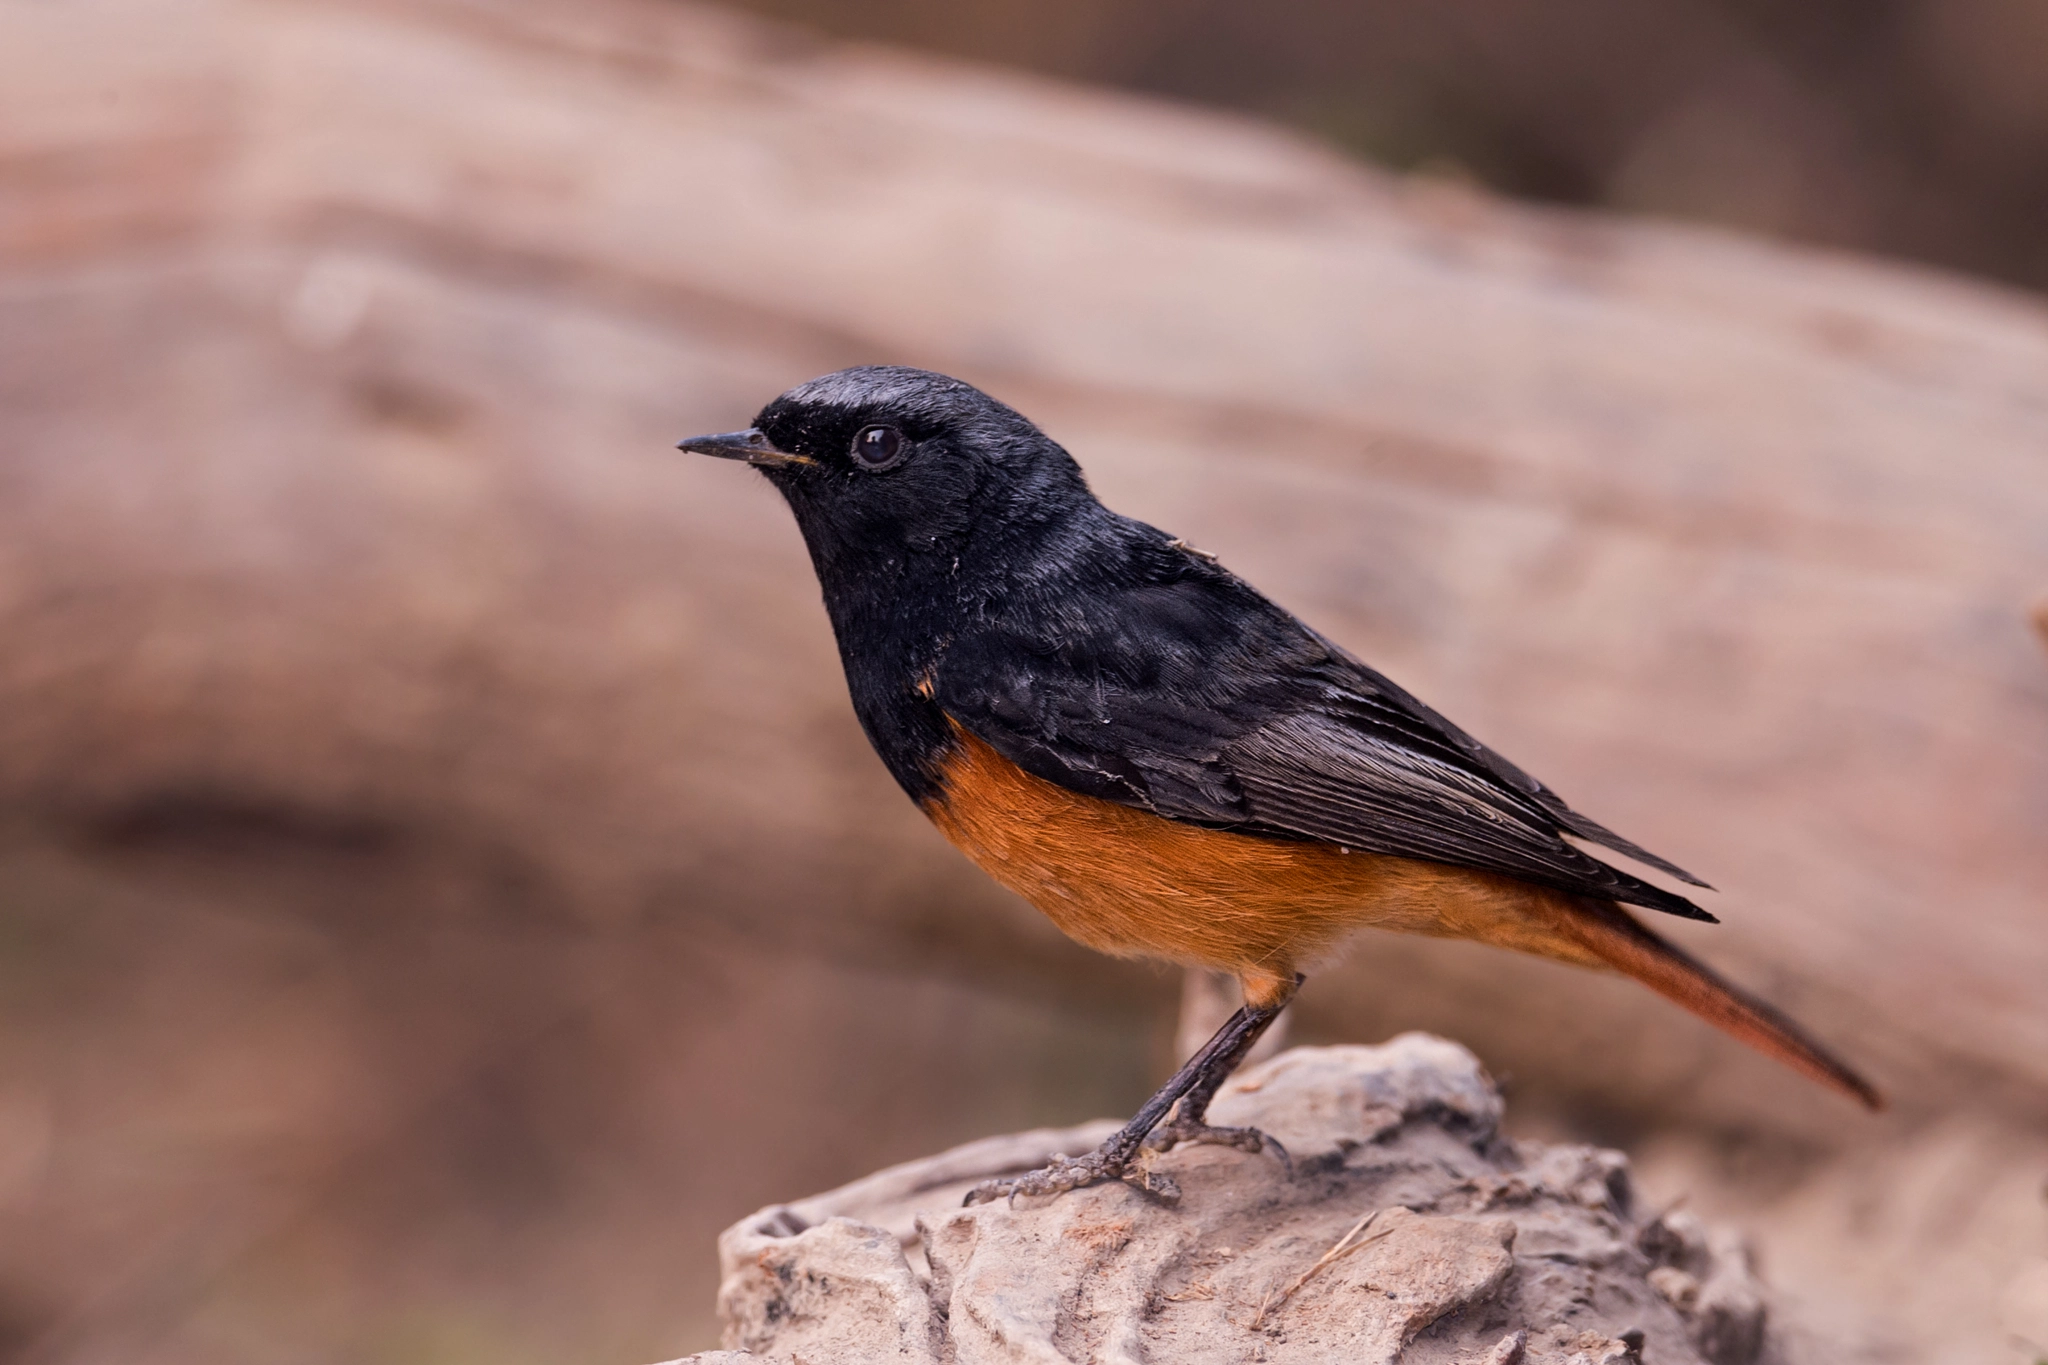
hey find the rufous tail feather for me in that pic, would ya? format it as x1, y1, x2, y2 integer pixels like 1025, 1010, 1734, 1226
1560, 897, 1883, 1110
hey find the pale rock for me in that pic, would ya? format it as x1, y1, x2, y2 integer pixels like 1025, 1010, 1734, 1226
1636, 1210, 1767, 1365
699, 1038, 1768, 1364
1205, 1034, 1505, 1156
716, 1216, 941, 1363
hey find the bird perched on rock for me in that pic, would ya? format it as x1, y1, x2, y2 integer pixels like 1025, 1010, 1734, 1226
679, 366, 1881, 1204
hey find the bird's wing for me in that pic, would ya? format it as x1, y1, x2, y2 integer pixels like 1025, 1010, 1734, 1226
933, 555, 1714, 922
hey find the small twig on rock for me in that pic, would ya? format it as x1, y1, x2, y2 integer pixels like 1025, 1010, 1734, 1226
1248, 1207, 1397, 1329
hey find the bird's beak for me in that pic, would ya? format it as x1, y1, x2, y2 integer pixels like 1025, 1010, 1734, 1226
675, 428, 815, 468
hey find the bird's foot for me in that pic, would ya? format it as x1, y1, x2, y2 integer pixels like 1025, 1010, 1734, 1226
962, 1144, 1180, 1207
1143, 1116, 1291, 1172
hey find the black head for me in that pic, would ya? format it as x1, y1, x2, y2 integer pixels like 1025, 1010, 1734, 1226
678, 367, 1229, 802
677, 367, 1095, 577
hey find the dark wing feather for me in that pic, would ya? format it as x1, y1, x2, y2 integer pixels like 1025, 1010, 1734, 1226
1217, 705, 1714, 920
933, 537, 1713, 922
1295, 631, 1712, 889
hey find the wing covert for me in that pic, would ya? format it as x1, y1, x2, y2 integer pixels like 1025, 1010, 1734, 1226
930, 542, 1711, 921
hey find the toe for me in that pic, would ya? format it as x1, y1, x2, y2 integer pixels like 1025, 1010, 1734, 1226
962, 1180, 1006, 1207
1125, 1166, 1182, 1202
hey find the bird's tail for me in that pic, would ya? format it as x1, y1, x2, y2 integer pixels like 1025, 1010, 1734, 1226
1558, 896, 1883, 1110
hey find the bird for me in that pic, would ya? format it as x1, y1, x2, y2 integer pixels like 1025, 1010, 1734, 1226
678, 365, 1881, 1204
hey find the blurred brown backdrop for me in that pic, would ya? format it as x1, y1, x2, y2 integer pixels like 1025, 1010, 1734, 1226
731, 0, 2048, 296
2, 0, 2046, 1363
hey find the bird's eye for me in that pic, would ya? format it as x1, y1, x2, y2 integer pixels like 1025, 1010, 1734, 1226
850, 424, 906, 470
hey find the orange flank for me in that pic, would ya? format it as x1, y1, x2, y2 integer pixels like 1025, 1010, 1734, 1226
925, 721, 1881, 1107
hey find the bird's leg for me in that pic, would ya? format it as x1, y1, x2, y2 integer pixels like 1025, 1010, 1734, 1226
962, 975, 1301, 1207
1143, 972, 1300, 1163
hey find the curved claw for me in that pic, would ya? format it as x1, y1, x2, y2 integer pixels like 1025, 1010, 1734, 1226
1265, 1132, 1294, 1176
963, 1176, 1016, 1207
1126, 1166, 1181, 1203
1143, 1120, 1292, 1177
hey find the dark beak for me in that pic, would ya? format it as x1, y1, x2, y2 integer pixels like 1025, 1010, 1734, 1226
675, 428, 814, 468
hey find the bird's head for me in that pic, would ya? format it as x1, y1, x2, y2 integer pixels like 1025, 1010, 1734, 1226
678, 367, 1093, 573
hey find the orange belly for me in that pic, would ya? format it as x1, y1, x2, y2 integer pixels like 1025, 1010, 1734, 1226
922, 725, 1605, 1003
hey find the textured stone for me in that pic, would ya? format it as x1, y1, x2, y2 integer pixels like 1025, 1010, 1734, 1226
1636, 1211, 1767, 1365
716, 1216, 941, 1363
706, 1038, 1763, 1363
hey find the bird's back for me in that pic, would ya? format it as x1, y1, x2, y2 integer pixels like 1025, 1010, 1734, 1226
923, 514, 1714, 922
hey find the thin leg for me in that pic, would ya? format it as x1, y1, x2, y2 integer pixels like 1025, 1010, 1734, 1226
1141, 996, 1293, 1161
1141, 970, 1304, 1163
962, 978, 1300, 1206
1177, 966, 1288, 1068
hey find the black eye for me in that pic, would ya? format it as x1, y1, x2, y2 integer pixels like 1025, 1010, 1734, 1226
850, 424, 905, 470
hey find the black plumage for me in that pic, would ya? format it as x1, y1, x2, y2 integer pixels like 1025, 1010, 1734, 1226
679, 364, 1881, 1201
714, 365, 1713, 923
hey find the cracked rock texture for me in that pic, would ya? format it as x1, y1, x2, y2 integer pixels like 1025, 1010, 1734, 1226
676, 1038, 1768, 1365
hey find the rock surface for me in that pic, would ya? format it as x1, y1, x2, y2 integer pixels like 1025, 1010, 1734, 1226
682, 1038, 1767, 1365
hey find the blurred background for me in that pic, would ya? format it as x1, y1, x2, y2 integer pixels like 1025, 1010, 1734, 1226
742, 0, 2048, 294
2, 0, 2045, 1362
